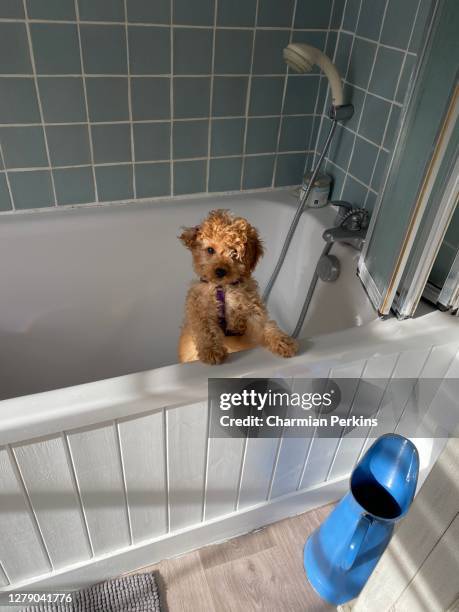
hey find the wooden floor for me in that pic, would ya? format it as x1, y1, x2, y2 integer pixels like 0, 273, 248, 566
131, 504, 335, 612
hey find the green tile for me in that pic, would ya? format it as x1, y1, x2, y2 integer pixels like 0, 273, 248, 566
383, 105, 401, 150
0, 174, 12, 211
211, 118, 245, 156
0, 24, 32, 74
242, 155, 275, 189
409, 0, 433, 53
253, 30, 289, 74
46, 125, 91, 166
96, 164, 133, 201
0, 127, 47, 169
127, 0, 170, 23
131, 77, 170, 120
174, 159, 206, 194
334, 33, 353, 77
341, 0, 360, 31
0, 78, 40, 124
174, 28, 213, 75
135, 162, 170, 198
81, 25, 127, 74
348, 38, 376, 89
294, 0, 333, 28
275, 153, 306, 186
246, 117, 279, 154
173, 120, 208, 159
327, 124, 355, 171
359, 94, 391, 145
395, 55, 416, 104
258, 0, 295, 27
92, 124, 131, 163
79, 0, 124, 21
370, 150, 388, 193
173, 0, 214, 26
365, 190, 377, 213
349, 136, 379, 185
249, 77, 284, 116
217, 0, 256, 26
279, 116, 313, 152
212, 77, 248, 117
357, 0, 386, 40
341, 175, 368, 207
54, 166, 95, 205
214, 29, 253, 74
26, 0, 74, 19
327, 162, 346, 200
9, 170, 54, 209
369, 47, 404, 101
381, 0, 419, 49
283, 75, 319, 115
330, 0, 346, 29
209, 157, 243, 192
133, 122, 170, 161
86, 77, 129, 122
39, 77, 86, 123
0, 0, 24, 18
174, 77, 211, 118
31, 24, 81, 74
129, 26, 171, 74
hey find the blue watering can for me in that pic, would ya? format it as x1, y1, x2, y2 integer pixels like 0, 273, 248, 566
304, 434, 419, 605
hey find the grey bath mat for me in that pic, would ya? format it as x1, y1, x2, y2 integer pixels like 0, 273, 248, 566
21, 572, 162, 612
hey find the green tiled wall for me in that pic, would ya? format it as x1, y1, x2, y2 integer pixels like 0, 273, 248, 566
0, 0, 337, 211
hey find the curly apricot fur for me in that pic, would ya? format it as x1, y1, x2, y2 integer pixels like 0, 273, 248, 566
178, 209, 298, 364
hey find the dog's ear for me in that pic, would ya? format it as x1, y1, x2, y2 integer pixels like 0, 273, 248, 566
246, 225, 264, 271
179, 225, 200, 249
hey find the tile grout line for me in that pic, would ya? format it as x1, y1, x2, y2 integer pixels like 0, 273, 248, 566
22, 0, 58, 206
310, 0, 348, 170
338, 0, 386, 204
205, 0, 218, 193
0, 148, 316, 174
74, 0, 99, 202
0, 141, 15, 210
307, 0, 338, 173
0, 112, 317, 127
169, 0, 174, 196
0, 184, 302, 216
0, 17, 331, 30
271, 0, 299, 187
124, 0, 136, 199
362, 0, 423, 208
239, 0, 260, 191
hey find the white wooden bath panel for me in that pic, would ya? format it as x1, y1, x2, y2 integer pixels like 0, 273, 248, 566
0, 311, 457, 593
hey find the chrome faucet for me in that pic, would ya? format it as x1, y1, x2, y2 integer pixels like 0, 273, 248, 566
322, 201, 369, 251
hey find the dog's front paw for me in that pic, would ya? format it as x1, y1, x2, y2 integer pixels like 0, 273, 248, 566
198, 344, 228, 365
269, 334, 298, 358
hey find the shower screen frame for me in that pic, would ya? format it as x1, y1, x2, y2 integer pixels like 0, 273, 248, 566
357, 0, 459, 318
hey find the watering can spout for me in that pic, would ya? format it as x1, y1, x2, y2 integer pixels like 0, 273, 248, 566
304, 434, 419, 605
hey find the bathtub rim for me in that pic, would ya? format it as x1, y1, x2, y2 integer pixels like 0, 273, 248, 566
0, 310, 456, 447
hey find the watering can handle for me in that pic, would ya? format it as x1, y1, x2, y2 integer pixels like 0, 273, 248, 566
342, 515, 372, 571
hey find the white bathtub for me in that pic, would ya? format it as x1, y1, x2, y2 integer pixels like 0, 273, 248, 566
0, 189, 458, 592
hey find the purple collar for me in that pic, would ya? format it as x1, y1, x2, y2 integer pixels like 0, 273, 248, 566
200, 278, 242, 336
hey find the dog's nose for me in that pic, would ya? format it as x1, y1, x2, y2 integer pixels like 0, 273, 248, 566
215, 268, 227, 278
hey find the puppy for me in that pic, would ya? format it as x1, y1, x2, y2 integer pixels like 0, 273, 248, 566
178, 209, 298, 365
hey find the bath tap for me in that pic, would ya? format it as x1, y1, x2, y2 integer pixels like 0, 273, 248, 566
322, 201, 369, 251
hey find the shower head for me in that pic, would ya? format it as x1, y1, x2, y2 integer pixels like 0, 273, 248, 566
283, 43, 344, 108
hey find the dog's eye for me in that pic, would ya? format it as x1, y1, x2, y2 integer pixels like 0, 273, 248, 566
206, 247, 215, 255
